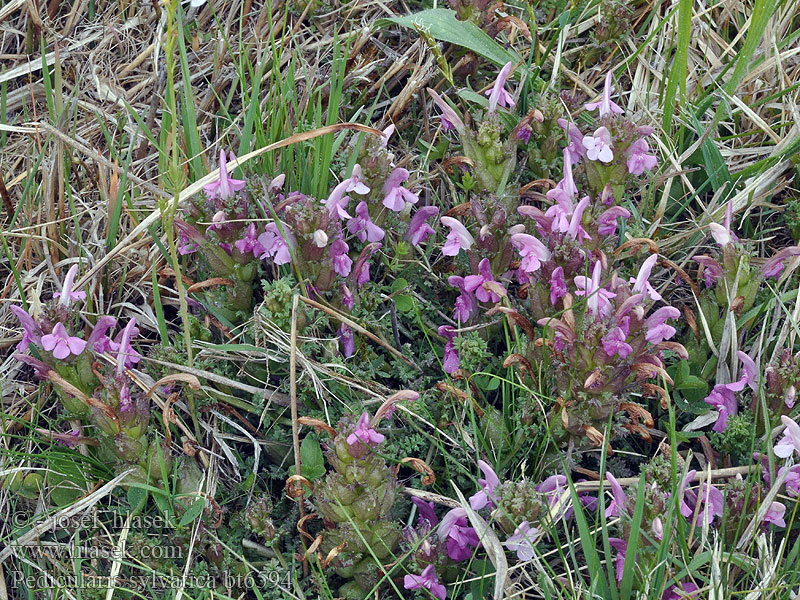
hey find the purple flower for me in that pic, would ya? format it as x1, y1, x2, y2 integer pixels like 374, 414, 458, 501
54, 264, 87, 306
779, 464, 800, 496
114, 318, 140, 374
583, 126, 614, 163
404, 564, 446, 600
762, 246, 800, 278
382, 168, 418, 211
505, 521, 539, 561
178, 228, 199, 255
486, 61, 516, 112
517, 124, 532, 144
257, 222, 295, 265
441, 216, 475, 256
448, 276, 478, 322
626, 138, 658, 175
340, 284, 354, 311
510, 233, 550, 274
380, 123, 395, 147
704, 383, 741, 432
347, 411, 385, 447
693, 255, 724, 288
41, 322, 86, 360
597, 206, 631, 236
438, 508, 480, 561
602, 327, 632, 359
644, 306, 680, 344
407, 206, 439, 246
469, 460, 501, 510
345, 164, 370, 195
604, 473, 628, 517
737, 350, 758, 391
234, 224, 264, 255
695, 482, 724, 526
464, 258, 501, 303
330, 238, 353, 277
351, 243, 380, 289
574, 262, 616, 317
547, 149, 579, 203
347, 201, 385, 243
558, 118, 586, 162
709, 200, 738, 247
786, 385, 796, 409
427, 88, 465, 134
608, 537, 628, 582
411, 497, 438, 527
630, 254, 662, 301
9, 305, 39, 351
337, 323, 355, 358
584, 72, 624, 117
356, 260, 371, 287
774, 415, 800, 459
662, 582, 699, 599
203, 150, 246, 200
86, 316, 117, 353
763, 501, 786, 528
323, 181, 353, 220
565, 196, 592, 243
438, 325, 460, 374
537, 474, 567, 509
549, 267, 567, 305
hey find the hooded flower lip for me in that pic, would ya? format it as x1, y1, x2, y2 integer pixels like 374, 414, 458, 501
438, 507, 480, 561
441, 216, 475, 256
469, 460, 501, 510
464, 258, 501, 303
347, 201, 385, 243
428, 88, 465, 134
382, 167, 418, 211
323, 181, 353, 220
257, 222, 295, 265
403, 564, 446, 600
510, 233, 550, 274
411, 496, 438, 527
86, 316, 117, 353
557, 118, 586, 162
505, 521, 539, 561
329, 238, 352, 277
337, 323, 355, 358
549, 267, 567, 305
574, 262, 616, 317
597, 206, 631, 236
407, 206, 439, 246
693, 255, 724, 288
345, 164, 370, 196
346, 411, 384, 446
704, 383, 739, 432
709, 200, 738, 247
486, 61, 516, 113
9, 305, 39, 351
604, 473, 627, 517
608, 537, 628, 582
114, 318, 139, 374
762, 246, 800, 279
626, 138, 658, 175
448, 275, 478, 322
584, 72, 624, 117
566, 196, 592, 243
602, 327, 632, 359
438, 325, 460, 373
644, 306, 680, 344
203, 150, 246, 200
774, 415, 800, 459
41, 322, 86, 360
546, 149, 578, 204
55, 264, 87, 306
763, 501, 786, 528
583, 126, 614, 163
630, 253, 662, 301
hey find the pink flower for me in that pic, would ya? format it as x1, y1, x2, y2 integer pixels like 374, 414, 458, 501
177, 228, 199, 255
583, 126, 614, 163
347, 201, 385, 243
626, 138, 658, 175
345, 164, 370, 195
41, 322, 86, 360
448, 276, 478, 322
762, 246, 800, 278
438, 508, 480, 561
597, 206, 631, 236
427, 88, 465, 134
644, 306, 680, 344
113, 318, 140, 373
565, 196, 592, 243
505, 521, 539, 561
602, 327, 632, 359
257, 222, 295, 265
380, 123, 395, 147
677, 470, 697, 518
382, 168, 418, 211
584, 72, 624, 117
608, 537, 628, 582
337, 323, 355, 358
779, 464, 800, 496
438, 325, 460, 374
203, 150, 246, 200
469, 460, 501, 510
630, 254, 662, 301
9, 305, 40, 351
763, 501, 786, 528
604, 473, 627, 517
464, 258, 501, 303
549, 267, 567, 305
693, 255, 724, 288
557, 118, 586, 162
407, 206, 439, 246
404, 565, 446, 600
347, 411, 385, 446
330, 238, 352, 277
774, 415, 800, 459
574, 262, 616, 317
511, 233, 550, 274
517, 124, 532, 144
547, 150, 579, 204
323, 181, 353, 220
695, 482, 724, 526
486, 61, 516, 112
709, 200, 738, 247
737, 350, 758, 391
86, 316, 117, 353
54, 264, 87, 306
441, 216, 475, 256
411, 496, 438, 527
340, 284, 354, 311
234, 224, 264, 255
662, 582, 699, 599
704, 383, 741, 432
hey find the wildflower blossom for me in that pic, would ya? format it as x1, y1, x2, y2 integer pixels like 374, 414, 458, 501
774, 415, 800, 459
763, 502, 786, 528
652, 517, 663, 540
178, 227, 199, 255
630, 254, 662, 301
510, 233, 550, 274
438, 325, 460, 374
438, 508, 480, 561
54, 265, 86, 305
411, 497, 438, 527
602, 327, 633, 359
565, 196, 592, 243
312, 230, 328, 248
704, 382, 742, 432
597, 206, 631, 236
345, 164, 370, 195
114, 318, 140, 372
234, 224, 264, 255
583, 127, 614, 163
558, 118, 586, 162
427, 88, 465, 134
330, 238, 353, 277
644, 307, 680, 344
337, 324, 355, 358
448, 276, 478, 322
469, 460, 501, 510
9, 305, 39, 351
203, 150, 246, 200
626, 138, 658, 175
464, 259, 501, 303
441, 216, 475, 256
693, 255, 724, 288
403, 565, 446, 600
604, 473, 628, 517
346, 412, 385, 447
662, 582, 699, 599
41, 322, 86, 360
574, 262, 616, 317
505, 521, 539, 561
382, 168, 418, 211
762, 246, 800, 278
324, 182, 352, 220
549, 267, 567, 305
407, 206, 439, 246
709, 201, 737, 247
86, 316, 117, 353
486, 61, 516, 112
347, 201, 385, 243
257, 222, 294, 265
608, 537, 628, 582
584, 72, 624, 117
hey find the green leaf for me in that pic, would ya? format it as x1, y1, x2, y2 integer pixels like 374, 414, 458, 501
394, 294, 415, 313
127, 485, 149, 512
377, 9, 520, 68
178, 497, 206, 527
291, 433, 326, 481
391, 278, 409, 294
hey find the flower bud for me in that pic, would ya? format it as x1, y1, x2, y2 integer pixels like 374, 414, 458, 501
313, 229, 329, 247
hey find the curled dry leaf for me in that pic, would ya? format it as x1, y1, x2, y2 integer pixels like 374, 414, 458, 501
146, 373, 202, 399
398, 457, 436, 485
286, 475, 311, 499
298, 416, 336, 438
186, 277, 236, 294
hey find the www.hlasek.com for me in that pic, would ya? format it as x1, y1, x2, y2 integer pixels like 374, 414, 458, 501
10, 570, 293, 590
